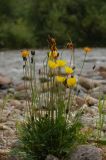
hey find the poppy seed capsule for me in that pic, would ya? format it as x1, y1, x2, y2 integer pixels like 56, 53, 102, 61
23, 57, 27, 61
93, 65, 96, 70
31, 50, 35, 55
72, 66, 76, 70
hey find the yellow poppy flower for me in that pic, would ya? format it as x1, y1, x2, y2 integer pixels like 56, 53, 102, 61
48, 60, 57, 69
48, 51, 59, 59
21, 50, 29, 58
65, 66, 73, 74
83, 47, 92, 53
55, 76, 66, 83
56, 60, 66, 67
67, 77, 77, 87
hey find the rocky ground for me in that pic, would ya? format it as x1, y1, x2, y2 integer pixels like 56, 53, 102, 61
0, 66, 106, 160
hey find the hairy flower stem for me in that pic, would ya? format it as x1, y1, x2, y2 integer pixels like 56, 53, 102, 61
79, 53, 87, 76
23, 61, 31, 116
70, 48, 75, 67
76, 53, 87, 90
66, 89, 72, 117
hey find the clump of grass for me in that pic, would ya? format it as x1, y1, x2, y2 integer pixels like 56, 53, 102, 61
97, 95, 106, 139
17, 103, 85, 160
13, 37, 92, 160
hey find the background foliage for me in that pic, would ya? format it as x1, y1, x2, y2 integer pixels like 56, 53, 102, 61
0, 0, 106, 49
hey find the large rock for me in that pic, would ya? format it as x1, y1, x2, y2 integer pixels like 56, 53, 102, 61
90, 85, 106, 99
97, 66, 106, 72
85, 95, 98, 106
75, 96, 85, 108
99, 72, 106, 79
79, 77, 100, 90
0, 74, 12, 89
68, 145, 102, 160
75, 95, 98, 107
96, 66, 106, 79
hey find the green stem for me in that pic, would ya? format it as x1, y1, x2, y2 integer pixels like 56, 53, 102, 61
79, 53, 87, 76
